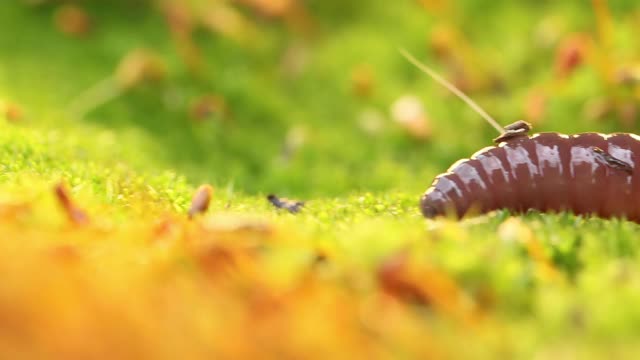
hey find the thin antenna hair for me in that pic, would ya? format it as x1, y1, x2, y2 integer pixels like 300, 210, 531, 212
399, 48, 505, 134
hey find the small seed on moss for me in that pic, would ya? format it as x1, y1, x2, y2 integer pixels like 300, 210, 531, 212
188, 184, 214, 219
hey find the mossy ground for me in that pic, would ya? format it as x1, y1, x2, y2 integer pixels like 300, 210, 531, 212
2, 1, 640, 358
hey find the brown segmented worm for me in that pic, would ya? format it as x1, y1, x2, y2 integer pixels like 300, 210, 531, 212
399, 49, 640, 222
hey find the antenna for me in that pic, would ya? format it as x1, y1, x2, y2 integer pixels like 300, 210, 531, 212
399, 48, 505, 134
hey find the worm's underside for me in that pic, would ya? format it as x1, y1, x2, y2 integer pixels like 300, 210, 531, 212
421, 132, 640, 221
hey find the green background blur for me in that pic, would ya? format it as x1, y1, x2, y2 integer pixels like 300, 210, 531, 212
2, 0, 639, 197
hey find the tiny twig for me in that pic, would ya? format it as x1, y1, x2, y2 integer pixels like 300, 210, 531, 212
67, 77, 123, 119
54, 182, 89, 225
399, 48, 505, 134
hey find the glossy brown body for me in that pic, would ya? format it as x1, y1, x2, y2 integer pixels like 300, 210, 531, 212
420, 132, 640, 221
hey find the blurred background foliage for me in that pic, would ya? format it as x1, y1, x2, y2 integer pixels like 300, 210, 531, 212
3, 0, 640, 196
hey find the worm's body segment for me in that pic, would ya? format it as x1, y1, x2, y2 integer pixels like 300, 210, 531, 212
421, 132, 640, 221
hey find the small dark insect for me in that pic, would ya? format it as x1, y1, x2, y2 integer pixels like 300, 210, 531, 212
399, 50, 640, 222
592, 146, 633, 174
267, 194, 305, 213
492, 120, 531, 143
188, 184, 213, 219
54, 182, 89, 225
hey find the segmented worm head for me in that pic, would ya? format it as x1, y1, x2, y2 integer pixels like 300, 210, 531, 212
419, 189, 447, 218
